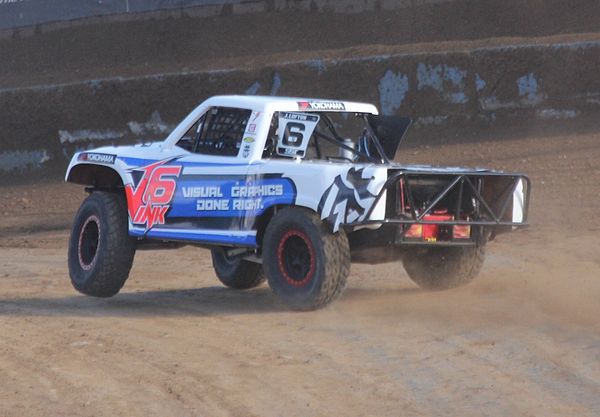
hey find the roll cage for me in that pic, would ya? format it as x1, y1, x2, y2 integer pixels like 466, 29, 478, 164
264, 111, 412, 164
345, 170, 531, 246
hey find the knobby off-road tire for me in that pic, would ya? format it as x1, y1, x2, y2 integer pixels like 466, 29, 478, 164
68, 191, 136, 297
211, 248, 265, 289
402, 244, 486, 291
262, 208, 350, 310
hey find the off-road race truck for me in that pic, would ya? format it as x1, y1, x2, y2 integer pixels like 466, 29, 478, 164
66, 95, 530, 310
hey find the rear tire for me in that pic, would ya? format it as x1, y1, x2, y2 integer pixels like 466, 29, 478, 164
211, 248, 265, 290
262, 208, 350, 310
68, 191, 136, 297
402, 244, 485, 290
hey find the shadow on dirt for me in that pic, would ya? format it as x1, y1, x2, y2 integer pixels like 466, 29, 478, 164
0, 286, 422, 317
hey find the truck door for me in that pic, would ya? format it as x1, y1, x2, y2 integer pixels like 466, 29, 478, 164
160, 106, 260, 246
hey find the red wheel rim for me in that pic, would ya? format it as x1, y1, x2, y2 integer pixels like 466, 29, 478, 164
78, 215, 100, 271
276, 230, 316, 288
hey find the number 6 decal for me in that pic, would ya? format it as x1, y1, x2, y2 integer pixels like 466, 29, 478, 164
277, 112, 320, 158
283, 122, 306, 147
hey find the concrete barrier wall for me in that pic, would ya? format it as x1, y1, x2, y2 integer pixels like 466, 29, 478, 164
1, 38, 599, 178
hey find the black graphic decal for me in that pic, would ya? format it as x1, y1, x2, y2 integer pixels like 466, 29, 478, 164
318, 168, 376, 232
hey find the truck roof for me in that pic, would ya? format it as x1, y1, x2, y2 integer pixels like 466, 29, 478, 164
205, 95, 379, 115
163, 95, 380, 148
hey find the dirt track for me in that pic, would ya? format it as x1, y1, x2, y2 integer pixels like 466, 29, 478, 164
1, 132, 599, 416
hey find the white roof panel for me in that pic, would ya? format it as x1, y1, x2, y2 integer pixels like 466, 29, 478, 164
206, 95, 379, 115
164, 95, 379, 147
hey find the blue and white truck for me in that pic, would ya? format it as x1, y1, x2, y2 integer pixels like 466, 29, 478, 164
66, 95, 530, 309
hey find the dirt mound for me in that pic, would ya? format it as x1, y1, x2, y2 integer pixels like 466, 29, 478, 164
1, 0, 600, 89
2, 0, 600, 181
3, 32, 600, 183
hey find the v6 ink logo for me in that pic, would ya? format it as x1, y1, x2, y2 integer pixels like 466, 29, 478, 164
125, 160, 182, 229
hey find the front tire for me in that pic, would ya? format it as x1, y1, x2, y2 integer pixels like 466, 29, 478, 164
211, 248, 265, 289
262, 208, 350, 310
68, 191, 136, 297
402, 244, 485, 290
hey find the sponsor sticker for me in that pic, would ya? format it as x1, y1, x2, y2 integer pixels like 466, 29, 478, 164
250, 112, 261, 123
78, 152, 116, 164
280, 112, 319, 122
242, 137, 255, 158
242, 144, 252, 158
125, 159, 182, 230
297, 101, 346, 111
171, 178, 295, 217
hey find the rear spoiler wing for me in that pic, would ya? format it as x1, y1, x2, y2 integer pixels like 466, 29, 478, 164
366, 115, 412, 161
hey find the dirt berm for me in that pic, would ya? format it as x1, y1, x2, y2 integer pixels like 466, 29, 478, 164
1, 0, 600, 179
